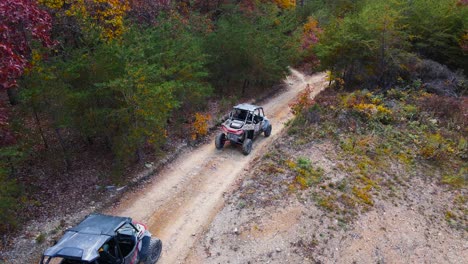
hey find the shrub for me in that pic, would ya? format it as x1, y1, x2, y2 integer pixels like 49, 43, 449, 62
290, 86, 315, 115
36, 233, 46, 244
352, 186, 374, 206
441, 167, 467, 189
191, 112, 211, 140
411, 59, 466, 97
419, 133, 454, 161
288, 157, 323, 189
0, 168, 21, 233
341, 91, 394, 124
418, 94, 467, 128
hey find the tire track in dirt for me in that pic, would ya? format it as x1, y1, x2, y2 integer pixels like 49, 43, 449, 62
107, 69, 327, 263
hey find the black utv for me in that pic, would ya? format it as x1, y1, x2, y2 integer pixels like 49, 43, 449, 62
40, 214, 162, 264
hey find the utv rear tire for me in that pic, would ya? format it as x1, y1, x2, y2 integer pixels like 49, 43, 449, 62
242, 139, 253, 155
215, 133, 226, 150
145, 238, 162, 264
264, 124, 272, 137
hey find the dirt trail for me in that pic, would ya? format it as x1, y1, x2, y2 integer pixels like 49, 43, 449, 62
108, 70, 327, 263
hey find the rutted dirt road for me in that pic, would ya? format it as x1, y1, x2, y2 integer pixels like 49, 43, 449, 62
107, 70, 327, 263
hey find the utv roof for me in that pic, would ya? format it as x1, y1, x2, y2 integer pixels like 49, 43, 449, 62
233, 103, 261, 112
43, 214, 132, 262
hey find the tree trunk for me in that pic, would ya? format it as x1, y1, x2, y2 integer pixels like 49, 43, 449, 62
33, 108, 49, 149
54, 128, 71, 171
105, 135, 112, 150
7, 88, 19, 105
379, 20, 388, 88
242, 79, 249, 97
136, 148, 143, 163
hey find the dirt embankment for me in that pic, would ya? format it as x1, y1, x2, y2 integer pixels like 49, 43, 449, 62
185, 95, 467, 263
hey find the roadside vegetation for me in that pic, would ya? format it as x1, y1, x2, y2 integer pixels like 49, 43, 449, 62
285, 83, 467, 226
0, 0, 466, 253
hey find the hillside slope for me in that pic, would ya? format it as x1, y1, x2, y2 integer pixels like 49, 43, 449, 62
188, 87, 467, 263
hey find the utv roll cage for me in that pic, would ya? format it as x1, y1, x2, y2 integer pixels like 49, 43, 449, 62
40, 214, 147, 264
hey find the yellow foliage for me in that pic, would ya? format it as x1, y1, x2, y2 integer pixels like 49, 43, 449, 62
317, 195, 338, 212
92, 0, 130, 40
285, 159, 296, 169
376, 105, 392, 115
191, 112, 211, 140
274, 0, 296, 9
325, 70, 334, 82
342, 91, 393, 122
441, 167, 466, 189
445, 210, 455, 221
274, 0, 295, 9
352, 186, 373, 205
303, 17, 319, 33
295, 176, 309, 189
420, 133, 454, 160
354, 103, 377, 116
24, 50, 44, 75
38, 0, 64, 9
38, 0, 130, 40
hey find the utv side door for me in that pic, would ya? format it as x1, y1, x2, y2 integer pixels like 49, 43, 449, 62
117, 224, 141, 264
253, 108, 263, 135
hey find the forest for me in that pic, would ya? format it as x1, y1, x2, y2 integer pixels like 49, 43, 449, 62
0, 0, 466, 238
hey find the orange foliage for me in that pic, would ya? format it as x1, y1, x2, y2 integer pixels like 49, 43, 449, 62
273, 0, 296, 9
289, 85, 314, 115
191, 112, 211, 140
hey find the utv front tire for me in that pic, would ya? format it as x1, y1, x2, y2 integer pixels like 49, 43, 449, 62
144, 238, 162, 264
215, 133, 226, 150
242, 139, 253, 155
264, 124, 272, 137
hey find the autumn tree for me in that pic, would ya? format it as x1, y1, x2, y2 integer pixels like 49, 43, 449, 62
0, 0, 54, 231
38, 0, 130, 41
0, 0, 53, 90
301, 17, 322, 68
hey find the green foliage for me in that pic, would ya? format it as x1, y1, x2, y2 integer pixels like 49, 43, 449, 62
0, 167, 21, 233
316, 0, 410, 88
315, 0, 467, 88
286, 157, 323, 188
35, 232, 46, 244
206, 3, 300, 96
19, 15, 212, 170
441, 167, 467, 189
405, 0, 468, 71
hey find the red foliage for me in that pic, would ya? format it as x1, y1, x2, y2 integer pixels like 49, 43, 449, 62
418, 94, 467, 126
128, 0, 171, 24
0, 102, 16, 146
289, 85, 315, 115
301, 17, 322, 67
0, 0, 53, 89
